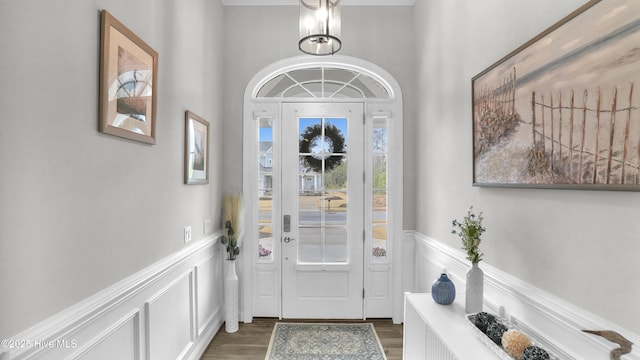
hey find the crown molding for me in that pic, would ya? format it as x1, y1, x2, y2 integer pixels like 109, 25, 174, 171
222, 0, 415, 6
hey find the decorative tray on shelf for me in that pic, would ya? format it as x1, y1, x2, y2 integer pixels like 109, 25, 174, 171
466, 312, 561, 360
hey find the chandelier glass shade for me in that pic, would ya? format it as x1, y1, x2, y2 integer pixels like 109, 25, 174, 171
298, 0, 341, 55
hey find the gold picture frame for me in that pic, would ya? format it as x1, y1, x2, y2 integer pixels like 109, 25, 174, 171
185, 111, 209, 185
99, 10, 158, 144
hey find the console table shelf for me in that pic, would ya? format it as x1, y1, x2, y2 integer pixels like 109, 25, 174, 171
403, 292, 498, 359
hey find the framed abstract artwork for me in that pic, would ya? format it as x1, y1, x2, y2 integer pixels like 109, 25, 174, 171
184, 111, 209, 185
472, 0, 640, 190
99, 10, 158, 144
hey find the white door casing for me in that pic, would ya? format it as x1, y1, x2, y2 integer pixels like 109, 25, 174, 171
243, 55, 404, 323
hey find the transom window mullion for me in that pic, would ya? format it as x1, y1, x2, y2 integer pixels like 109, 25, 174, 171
284, 72, 316, 98
329, 72, 362, 99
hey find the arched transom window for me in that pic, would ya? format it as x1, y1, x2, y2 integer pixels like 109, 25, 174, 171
256, 67, 390, 99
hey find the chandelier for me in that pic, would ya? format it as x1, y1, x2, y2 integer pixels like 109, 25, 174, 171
298, 0, 341, 56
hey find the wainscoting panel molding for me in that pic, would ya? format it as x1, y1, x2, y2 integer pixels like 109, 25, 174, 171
410, 231, 640, 360
144, 271, 194, 360
195, 255, 223, 338
252, 265, 279, 317
1, 236, 223, 360
74, 310, 140, 360
365, 264, 393, 318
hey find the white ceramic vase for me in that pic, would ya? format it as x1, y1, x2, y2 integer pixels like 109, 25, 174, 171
465, 262, 484, 313
224, 259, 239, 333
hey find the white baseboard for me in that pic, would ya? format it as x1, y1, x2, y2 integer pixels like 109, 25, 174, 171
409, 231, 639, 360
1, 236, 224, 360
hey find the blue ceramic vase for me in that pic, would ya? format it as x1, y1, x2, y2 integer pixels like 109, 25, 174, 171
431, 271, 456, 305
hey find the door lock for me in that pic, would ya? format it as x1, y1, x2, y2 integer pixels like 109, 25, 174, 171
283, 215, 291, 232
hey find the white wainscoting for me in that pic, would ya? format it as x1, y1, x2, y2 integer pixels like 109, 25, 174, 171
1, 236, 224, 360
409, 231, 640, 360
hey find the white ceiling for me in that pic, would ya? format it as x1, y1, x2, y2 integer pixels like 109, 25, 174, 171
222, 0, 415, 5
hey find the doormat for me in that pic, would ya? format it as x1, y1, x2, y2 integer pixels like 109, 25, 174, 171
265, 323, 387, 360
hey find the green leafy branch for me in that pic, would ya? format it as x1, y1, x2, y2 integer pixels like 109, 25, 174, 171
451, 206, 485, 264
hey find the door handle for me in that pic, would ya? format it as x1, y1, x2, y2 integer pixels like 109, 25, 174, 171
283, 236, 295, 243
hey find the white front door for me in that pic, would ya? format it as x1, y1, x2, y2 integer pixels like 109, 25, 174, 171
281, 102, 364, 318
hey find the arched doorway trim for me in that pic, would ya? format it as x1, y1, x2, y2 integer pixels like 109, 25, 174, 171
248, 55, 400, 100
242, 55, 404, 323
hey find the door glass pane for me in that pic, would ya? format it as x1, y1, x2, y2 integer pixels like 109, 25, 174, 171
258, 117, 274, 261
372, 190, 387, 262
298, 160, 322, 225
371, 118, 388, 262
325, 227, 348, 262
373, 154, 386, 189
324, 158, 347, 226
298, 116, 349, 264
325, 118, 348, 151
299, 227, 323, 262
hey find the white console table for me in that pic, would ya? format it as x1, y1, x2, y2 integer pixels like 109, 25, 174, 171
403, 293, 498, 359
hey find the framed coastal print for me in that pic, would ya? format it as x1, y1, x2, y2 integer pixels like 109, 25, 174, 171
184, 111, 209, 185
99, 10, 158, 144
472, 0, 640, 190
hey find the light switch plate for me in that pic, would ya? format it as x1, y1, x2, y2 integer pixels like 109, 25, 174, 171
184, 226, 192, 243
203, 219, 212, 235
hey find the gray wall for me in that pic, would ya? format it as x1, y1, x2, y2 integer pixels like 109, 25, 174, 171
3, 0, 637, 342
413, 0, 640, 334
0, 0, 224, 339
221, 5, 417, 229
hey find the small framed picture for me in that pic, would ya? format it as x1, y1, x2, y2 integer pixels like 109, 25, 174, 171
99, 10, 158, 144
184, 111, 209, 184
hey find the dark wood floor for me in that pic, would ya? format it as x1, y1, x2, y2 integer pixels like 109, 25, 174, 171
200, 318, 403, 360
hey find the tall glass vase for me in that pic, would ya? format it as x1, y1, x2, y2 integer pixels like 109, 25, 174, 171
465, 262, 484, 313
224, 259, 239, 333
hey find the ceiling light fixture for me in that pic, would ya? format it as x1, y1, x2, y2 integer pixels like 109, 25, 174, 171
298, 0, 341, 56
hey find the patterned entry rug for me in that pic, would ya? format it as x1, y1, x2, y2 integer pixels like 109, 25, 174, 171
265, 323, 387, 360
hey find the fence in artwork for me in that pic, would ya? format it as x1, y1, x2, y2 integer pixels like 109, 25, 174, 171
528, 84, 639, 185
473, 68, 519, 159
